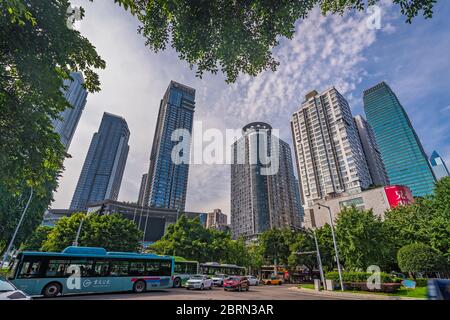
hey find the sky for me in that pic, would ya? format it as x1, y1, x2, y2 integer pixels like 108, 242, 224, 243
52, 1, 450, 217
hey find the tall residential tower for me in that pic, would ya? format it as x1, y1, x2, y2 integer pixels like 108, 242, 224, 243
231, 122, 303, 239
363, 82, 436, 196
52, 72, 88, 151
143, 81, 195, 211
70, 112, 130, 210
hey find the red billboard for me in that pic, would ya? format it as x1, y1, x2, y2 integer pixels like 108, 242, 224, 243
384, 185, 415, 208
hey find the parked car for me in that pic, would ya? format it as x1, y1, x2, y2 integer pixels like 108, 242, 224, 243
0, 278, 32, 300
246, 275, 260, 286
262, 276, 282, 285
186, 275, 213, 290
427, 279, 450, 300
224, 276, 250, 292
212, 274, 227, 287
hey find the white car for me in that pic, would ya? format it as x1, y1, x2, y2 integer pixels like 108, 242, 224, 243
247, 275, 260, 286
212, 274, 227, 287
0, 279, 32, 300
186, 275, 213, 290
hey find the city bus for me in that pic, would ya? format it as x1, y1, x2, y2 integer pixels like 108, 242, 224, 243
7, 246, 174, 297
173, 257, 199, 288
200, 262, 246, 276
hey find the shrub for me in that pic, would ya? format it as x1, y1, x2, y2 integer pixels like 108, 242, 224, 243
325, 271, 396, 283
397, 243, 447, 274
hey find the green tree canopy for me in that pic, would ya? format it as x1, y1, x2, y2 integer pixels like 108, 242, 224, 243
288, 230, 317, 274
397, 243, 447, 275
20, 225, 53, 251
42, 213, 143, 252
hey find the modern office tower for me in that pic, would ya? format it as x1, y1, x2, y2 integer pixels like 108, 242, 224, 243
231, 122, 303, 239
363, 82, 436, 197
430, 150, 450, 180
354, 115, 390, 186
52, 72, 88, 151
291, 88, 372, 210
205, 209, 228, 229
137, 173, 148, 206
294, 178, 305, 224
144, 81, 195, 211
70, 112, 130, 210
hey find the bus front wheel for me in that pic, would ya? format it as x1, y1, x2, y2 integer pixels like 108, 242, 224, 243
173, 277, 182, 288
42, 282, 62, 298
133, 280, 147, 293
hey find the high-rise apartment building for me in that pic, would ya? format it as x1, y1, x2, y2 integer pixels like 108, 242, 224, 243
231, 122, 303, 239
144, 81, 195, 211
291, 88, 372, 210
137, 173, 149, 206
354, 115, 390, 186
363, 82, 436, 197
430, 150, 449, 180
52, 72, 88, 151
70, 112, 130, 210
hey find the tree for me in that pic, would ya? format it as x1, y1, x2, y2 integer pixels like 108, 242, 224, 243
259, 228, 295, 266
42, 213, 143, 252
20, 225, 53, 251
397, 243, 447, 277
288, 230, 317, 276
334, 206, 392, 271
314, 224, 335, 272
0, 0, 105, 252
113, 0, 438, 83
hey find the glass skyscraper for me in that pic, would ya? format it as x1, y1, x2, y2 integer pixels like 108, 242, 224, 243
363, 82, 436, 197
70, 112, 130, 210
52, 72, 88, 151
430, 150, 449, 180
144, 81, 195, 211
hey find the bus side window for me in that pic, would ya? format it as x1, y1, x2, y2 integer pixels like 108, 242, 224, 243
145, 261, 160, 276
19, 261, 42, 279
93, 260, 111, 277
129, 261, 145, 276
110, 261, 129, 277
46, 260, 68, 277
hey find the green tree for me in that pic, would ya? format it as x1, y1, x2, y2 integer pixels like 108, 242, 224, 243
335, 206, 392, 271
314, 224, 335, 272
114, 0, 438, 83
397, 243, 447, 277
20, 225, 53, 251
259, 228, 295, 266
0, 0, 105, 251
288, 230, 317, 276
42, 213, 142, 252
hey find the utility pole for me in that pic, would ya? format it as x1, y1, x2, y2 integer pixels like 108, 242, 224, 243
313, 229, 326, 290
318, 203, 344, 291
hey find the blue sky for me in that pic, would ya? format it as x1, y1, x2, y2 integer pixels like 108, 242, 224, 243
53, 1, 450, 216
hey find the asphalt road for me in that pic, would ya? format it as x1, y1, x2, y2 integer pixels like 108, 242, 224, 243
41, 284, 362, 300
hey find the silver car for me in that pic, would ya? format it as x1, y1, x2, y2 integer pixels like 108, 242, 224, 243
247, 275, 260, 286
212, 274, 227, 287
186, 275, 213, 290
0, 278, 32, 300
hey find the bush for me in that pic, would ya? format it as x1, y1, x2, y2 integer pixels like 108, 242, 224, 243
325, 271, 396, 283
0, 268, 8, 278
397, 243, 446, 274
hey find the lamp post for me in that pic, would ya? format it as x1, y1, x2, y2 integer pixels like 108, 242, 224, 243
318, 203, 344, 291
73, 214, 87, 247
313, 229, 326, 290
1, 187, 33, 267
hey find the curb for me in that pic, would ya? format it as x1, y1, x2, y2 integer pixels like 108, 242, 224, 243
289, 286, 423, 300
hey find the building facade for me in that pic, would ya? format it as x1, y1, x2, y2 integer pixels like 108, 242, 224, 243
354, 115, 390, 186
231, 122, 303, 240
430, 150, 450, 180
52, 72, 88, 151
137, 173, 148, 206
70, 112, 130, 210
291, 88, 372, 210
363, 82, 436, 197
304, 185, 414, 229
205, 209, 228, 229
144, 81, 195, 211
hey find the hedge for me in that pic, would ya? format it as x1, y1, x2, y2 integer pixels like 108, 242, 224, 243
325, 271, 397, 283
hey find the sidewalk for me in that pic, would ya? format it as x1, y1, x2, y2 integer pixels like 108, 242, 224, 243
289, 286, 424, 300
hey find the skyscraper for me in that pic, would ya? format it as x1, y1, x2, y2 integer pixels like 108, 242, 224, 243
231, 122, 303, 239
137, 173, 148, 206
291, 88, 372, 210
430, 150, 449, 180
363, 82, 436, 197
354, 115, 390, 186
144, 81, 195, 211
52, 72, 88, 151
70, 112, 130, 210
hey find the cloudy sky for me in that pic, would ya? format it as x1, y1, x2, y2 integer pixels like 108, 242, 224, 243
53, 1, 450, 216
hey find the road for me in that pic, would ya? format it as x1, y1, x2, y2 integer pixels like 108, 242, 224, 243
41, 284, 362, 300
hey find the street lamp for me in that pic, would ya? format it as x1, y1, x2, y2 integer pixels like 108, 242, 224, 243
318, 203, 344, 291
1, 187, 33, 267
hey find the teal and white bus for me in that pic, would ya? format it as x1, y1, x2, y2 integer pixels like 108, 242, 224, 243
173, 257, 199, 288
7, 246, 174, 297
